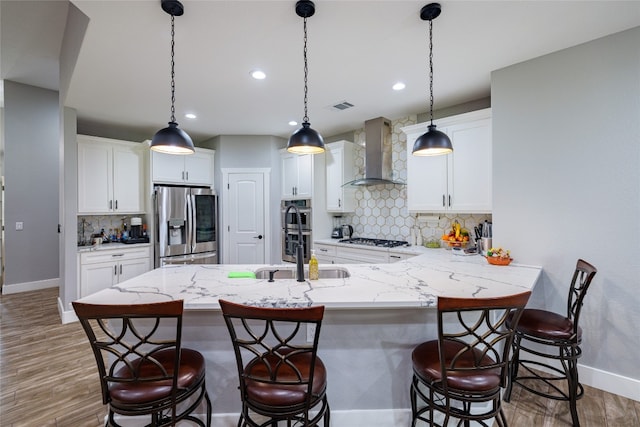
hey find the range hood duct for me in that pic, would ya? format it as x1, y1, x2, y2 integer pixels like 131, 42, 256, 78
343, 117, 405, 186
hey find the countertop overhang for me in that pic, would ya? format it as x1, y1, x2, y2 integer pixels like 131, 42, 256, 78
77, 249, 542, 310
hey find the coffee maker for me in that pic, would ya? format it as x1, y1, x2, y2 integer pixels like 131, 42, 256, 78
331, 216, 343, 239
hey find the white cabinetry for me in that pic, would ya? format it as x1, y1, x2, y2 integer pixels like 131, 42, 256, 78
151, 148, 215, 187
78, 246, 151, 297
314, 242, 418, 264
281, 151, 313, 198
403, 109, 492, 213
77, 135, 145, 214
325, 141, 356, 212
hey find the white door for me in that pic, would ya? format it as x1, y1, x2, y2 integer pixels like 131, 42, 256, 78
225, 171, 268, 264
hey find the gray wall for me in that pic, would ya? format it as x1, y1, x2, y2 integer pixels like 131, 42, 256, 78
3, 81, 60, 288
491, 27, 640, 382
207, 135, 285, 264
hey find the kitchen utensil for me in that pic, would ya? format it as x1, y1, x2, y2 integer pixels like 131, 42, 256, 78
480, 237, 492, 256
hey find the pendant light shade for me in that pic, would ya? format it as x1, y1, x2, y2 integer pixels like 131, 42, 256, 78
150, 0, 195, 155
287, 0, 324, 155
412, 3, 452, 157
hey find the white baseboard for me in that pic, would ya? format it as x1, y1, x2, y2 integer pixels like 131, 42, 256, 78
1, 278, 58, 294
57, 297, 78, 324
580, 364, 640, 402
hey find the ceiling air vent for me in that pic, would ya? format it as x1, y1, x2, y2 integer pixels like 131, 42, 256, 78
329, 101, 355, 111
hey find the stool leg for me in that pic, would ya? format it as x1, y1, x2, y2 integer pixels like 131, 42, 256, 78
410, 376, 419, 427
567, 346, 580, 427
504, 334, 521, 403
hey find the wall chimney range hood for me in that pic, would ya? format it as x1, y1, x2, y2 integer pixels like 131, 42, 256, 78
343, 117, 405, 186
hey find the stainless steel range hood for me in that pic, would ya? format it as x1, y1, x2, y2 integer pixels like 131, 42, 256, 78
343, 117, 405, 186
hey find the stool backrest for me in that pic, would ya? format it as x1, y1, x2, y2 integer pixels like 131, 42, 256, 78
437, 292, 531, 391
567, 259, 598, 333
219, 300, 325, 408
72, 300, 184, 407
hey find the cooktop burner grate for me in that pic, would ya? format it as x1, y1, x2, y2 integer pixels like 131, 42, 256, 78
339, 238, 409, 248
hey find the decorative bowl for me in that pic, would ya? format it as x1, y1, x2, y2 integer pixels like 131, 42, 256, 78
441, 239, 470, 250
486, 256, 513, 266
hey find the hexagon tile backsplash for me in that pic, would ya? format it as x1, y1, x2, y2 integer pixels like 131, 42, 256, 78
339, 115, 491, 243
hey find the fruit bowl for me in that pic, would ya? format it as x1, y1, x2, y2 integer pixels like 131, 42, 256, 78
486, 256, 513, 266
441, 239, 470, 250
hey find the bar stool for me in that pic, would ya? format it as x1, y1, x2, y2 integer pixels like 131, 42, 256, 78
503, 259, 597, 427
72, 300, 212, 427
410, 292, 531, 427
219, 299, 329, 427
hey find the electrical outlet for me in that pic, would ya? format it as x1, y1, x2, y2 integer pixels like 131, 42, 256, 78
306, 323, 316, 342
15, 222, 23, 231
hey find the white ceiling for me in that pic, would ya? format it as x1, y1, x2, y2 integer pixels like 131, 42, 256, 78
3, 1, 640, 142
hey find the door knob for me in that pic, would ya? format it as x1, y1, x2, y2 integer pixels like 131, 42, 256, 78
254, 235, 263, 239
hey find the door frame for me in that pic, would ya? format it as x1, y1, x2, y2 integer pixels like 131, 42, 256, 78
221, 168, 271, 264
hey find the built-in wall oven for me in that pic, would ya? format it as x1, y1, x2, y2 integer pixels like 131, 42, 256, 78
281, 199, 312, 263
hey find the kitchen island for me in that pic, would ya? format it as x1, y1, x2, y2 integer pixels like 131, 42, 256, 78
78, 250, 541, 426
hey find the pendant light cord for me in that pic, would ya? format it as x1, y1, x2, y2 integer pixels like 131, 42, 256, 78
428, 18, 434, 126
302, 16, 309, 124
170, 14, 176, 123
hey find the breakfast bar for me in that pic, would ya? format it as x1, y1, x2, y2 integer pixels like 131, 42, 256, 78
77, 250, 542, 425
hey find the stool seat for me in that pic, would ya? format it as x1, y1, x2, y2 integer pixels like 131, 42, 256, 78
412, 340, 501, 392
245, 351, 327, 409
110, 348, 206, 406
508, 308, 581, 341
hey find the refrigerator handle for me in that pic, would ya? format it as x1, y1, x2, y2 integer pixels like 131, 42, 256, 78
188, 193, 196, 252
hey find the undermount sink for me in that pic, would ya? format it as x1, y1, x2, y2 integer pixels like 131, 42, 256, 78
254, 267, 350, 280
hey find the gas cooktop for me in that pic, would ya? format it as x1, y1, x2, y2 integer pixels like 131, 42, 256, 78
338, 238, 409, 248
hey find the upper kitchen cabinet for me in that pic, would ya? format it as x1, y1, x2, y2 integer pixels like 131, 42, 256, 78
325, 140, 356, 213
151, 148, 215, 187
77, 135, 145, 214
280, 150, 313, 198
403, 108, 492, 213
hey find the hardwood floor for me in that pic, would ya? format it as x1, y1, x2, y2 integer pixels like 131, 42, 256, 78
1, 287, 638, 426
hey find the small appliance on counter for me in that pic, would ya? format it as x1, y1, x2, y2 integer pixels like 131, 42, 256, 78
342, 224, 353, 239
331, 227, 343, 239
331, 216, 347, 239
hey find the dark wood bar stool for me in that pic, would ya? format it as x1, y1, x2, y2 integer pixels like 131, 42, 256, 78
72, 300, 212, 427
410, 292, 531, 427
219, 299, 329, 427
503, 259, 597, 427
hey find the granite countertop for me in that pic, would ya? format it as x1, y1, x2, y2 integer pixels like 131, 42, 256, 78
77, 242, 151, 253
77, 249, 542, 310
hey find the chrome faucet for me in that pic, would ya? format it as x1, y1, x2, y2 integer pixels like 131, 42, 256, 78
284, 204, 306, 282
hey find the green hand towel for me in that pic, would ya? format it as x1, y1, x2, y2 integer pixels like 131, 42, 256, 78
228, 271, 256, 279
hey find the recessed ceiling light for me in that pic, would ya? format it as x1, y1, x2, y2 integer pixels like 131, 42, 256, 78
288, 121, 298, 126
251, 70, 266, 80
185, 113, 197, 119
392, 82, 406, 91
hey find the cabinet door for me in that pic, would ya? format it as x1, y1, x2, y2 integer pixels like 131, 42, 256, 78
281, 153, 298, 197
326, 142, 355, 212
448, 118, 492, 212
184, 151, 213, 186
112, 145, 144, 213
295, 154, 313, 198
80, 261, 116, 297
151, 150, 186, 183
406, 137, 448, 212
78, 142, 112, 213
117, 257, 150, 283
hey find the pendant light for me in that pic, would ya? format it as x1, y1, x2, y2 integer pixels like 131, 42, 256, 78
412, 3, 453, 157
150, 0, 195, 155
287, 0, 325, 155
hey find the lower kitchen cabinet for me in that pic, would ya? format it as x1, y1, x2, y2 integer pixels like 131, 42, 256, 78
78, 245, 151, 297
314, 242, 417, 264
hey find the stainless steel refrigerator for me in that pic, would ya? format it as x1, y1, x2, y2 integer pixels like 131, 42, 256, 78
154, 185, 218, 267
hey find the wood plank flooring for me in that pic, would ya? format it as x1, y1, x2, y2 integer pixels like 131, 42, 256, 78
1, 287, 638, 426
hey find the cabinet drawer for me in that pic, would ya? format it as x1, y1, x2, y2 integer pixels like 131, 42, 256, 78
388, 252, 417, 263
314, 243, 336, 257
80, 246, 150, 264
336, 246, 389, 264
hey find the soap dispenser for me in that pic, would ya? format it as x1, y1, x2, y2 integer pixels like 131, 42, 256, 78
309, 249, 319, 280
